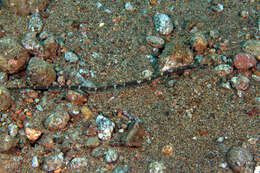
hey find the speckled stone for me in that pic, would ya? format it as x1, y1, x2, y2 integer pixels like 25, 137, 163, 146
153, 13, 173, 35
234, 53, 257, 70
0, 87, 12, 111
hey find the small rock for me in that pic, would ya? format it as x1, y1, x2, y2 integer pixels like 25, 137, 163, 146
85, 136, 100, 148
124, 2, 134, 11
0, 134, 18, 152
70, 157, 88, 169
211, 3, 224, 12
64, 51, 79, 63
96, 114, 115, 141
42, 152, 64, 172
105, 149, 118, 163
153, 13, 173, 35
27, 57, 56, 86
234, 53, 257, 70
148, 161, 166, 173
8, 123, 18, 137
146, 36, 165, 48
0, 36, 30, 74
112, 165, 129, 173
25, 127, 42, 141
231, 75, 250, 91
21, 32, 44, 56
28, 13, 43, 33
32, 156, 39, 168
226, 146, 255, 173
240, 10, 249, 18
0, 87, 12, 111
42, 35, 60, 58
214, 64, 233, 76
44, 105, 70, 131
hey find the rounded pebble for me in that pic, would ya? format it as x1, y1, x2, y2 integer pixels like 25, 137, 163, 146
231, 75, 250, 91
214, 64, 233, 76
64, 51, 79, 63
146, 36, 165, 48
96, 114, 115, 141
191, 32, 208, 54
0, 87, 12, 111
28, 13, 43, 33
226, 146, 254, 173
153, 13, 173, 35
70, 157, 88, 169
105, 149, 118, 163
148, 161, 166, 173
234, 53, 257, 70
242, 40, 260, 61
112, 165, 129, 173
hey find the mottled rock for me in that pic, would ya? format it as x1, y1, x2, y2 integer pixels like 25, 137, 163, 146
42, 35, 59, 58
0, 134, 18, 152
28, 13, 43, 33
234, 53, 257, 70
96, 114, 115, 141
27, 57, 56, 86
242, 40, 260, 60
154, 13, 173, 35
226, 146, 255, 173
25, 127, 42, 141
105, 149, 118, 163
64, 51, 79, 63
146, 36, 165, 48
91, 146, 106, 158
85, 136, 100, 148
112, 165, 129, 173
21, 32, 44, 56
148, 161, 166, 173
231, 75, 250, 91
42, 152, 64, 172
70, 157, 88, 169
0, 36, 29, 74
0, 87, 12, 111
3, 0, 50, 16
214, 64, 233, 76
44, 105, 70, 131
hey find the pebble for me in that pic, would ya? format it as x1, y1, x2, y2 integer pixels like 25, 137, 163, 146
240, 10, 249, 18
42, 152, 64, 172
96, 114, 115, 141
148, 161, 167, 173
146, 36, 165, 48
153, 13, 173, 35
44, 105, 70, 131
0, 134, 18, 152
28, 13, 43, 33
211, 3, 224, 12
91, 146, 107, 158
32, 156, 39, 168
105, 149, 118, 163
214, 64, 233, 76
242, 40, 260, 61
85, 136, 100, 148
226, 146, 254, 173
122, 121, 144, 147
124, 2, 134, 11
231, 75, 250, 91
64, 51, 79, 63
0, 87, 12, 111
70, 157, 88, 169
0, 36, 30, 74
8, 123, 18, 137
27, 57, 56, 86
25, 127, 42, 141
233, 53, 257, 70
112, 165, 129, 173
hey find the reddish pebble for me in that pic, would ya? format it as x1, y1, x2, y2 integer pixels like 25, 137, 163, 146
234, 53, 257, 70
